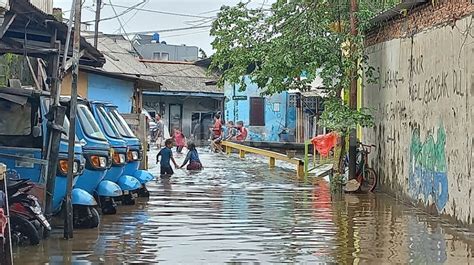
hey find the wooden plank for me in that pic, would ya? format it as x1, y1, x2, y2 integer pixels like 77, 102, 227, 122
222, 141, 303, 165
122, 113, 148, 170
0, 13, 16, 39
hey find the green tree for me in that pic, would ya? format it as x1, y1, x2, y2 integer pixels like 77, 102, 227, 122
209, 0, 396, 169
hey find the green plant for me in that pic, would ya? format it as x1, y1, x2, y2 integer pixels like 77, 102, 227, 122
330, 173, 345, 194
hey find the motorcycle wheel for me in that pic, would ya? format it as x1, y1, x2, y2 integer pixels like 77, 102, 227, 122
100, 198, 117, 215
87, 208, 100, 229
122, 194, 136, 206
138, 186, 150, 198
10, 215, 40, 246
73, 206, 101, 229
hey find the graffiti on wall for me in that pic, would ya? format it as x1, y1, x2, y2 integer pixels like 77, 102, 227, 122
408, 125, 448, 212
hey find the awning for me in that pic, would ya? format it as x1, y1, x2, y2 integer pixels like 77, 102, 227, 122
143, 91, 225, 99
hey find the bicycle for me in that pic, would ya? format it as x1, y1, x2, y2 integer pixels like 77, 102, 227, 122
343, 142, 378, 192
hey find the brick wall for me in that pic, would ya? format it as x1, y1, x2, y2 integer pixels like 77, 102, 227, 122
366, 0, 474, 46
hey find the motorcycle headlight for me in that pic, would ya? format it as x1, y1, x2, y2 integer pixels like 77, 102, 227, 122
127, 150, 139, 161
131, 151, 139, 161
112, 152, 127, 165
89, 155, 108, 170
58, 160, 79, 175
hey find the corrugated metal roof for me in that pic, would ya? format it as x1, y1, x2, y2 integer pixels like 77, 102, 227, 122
88, 35, 220, 94
142, 61, 221, 93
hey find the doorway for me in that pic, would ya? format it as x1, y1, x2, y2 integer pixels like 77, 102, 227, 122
168, 104, 182, 134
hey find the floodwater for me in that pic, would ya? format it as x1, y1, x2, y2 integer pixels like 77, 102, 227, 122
14, 148, 474, 264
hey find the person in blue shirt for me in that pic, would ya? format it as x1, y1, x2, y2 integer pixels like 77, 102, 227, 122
179, 142, 203, 170
156, 139, 178, 177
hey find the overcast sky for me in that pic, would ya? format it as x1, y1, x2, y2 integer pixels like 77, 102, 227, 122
53, 0, 272, 55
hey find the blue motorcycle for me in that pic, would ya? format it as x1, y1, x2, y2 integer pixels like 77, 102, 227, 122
0, 88, 99, 229
61, 98, 121, 215
104, 104, 154, 196
89, 101, 141, 205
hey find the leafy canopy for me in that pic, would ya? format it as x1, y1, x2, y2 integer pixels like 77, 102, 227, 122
210, 0, 397, 134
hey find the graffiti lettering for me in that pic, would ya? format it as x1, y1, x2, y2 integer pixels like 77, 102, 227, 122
383, 100, 407, 121
408, 55, 424, 75
383, 70, 405, 90
409, 72, 449, 103
452, 69, 465, 97
408, 125, 448, 212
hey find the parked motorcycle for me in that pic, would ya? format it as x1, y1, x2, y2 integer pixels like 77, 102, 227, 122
7, 179, 50, 246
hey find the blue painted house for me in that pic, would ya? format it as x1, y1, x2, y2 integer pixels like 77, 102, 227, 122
86, 73, 135, 113
224, 76, 325, 143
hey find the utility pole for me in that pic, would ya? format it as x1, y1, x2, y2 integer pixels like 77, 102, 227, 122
94, 0, 102, 48
65, 0, 82, 239
348, 0, 359, 180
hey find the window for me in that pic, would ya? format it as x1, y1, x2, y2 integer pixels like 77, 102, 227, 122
109, 109, 136, 138
77, 104, 106, 140
97, 106, 121, 139
249, 97, 265, 126
273, 102, 281, 112
161, 52, 169, 61
153, 52, 169, 61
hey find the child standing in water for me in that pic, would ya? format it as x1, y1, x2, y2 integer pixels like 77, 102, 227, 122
156, 139, 178, 177
180, 142, 202, 170
173, 128, 186, 153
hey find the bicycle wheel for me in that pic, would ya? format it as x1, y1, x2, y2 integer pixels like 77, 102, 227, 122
360, 167, 377, 192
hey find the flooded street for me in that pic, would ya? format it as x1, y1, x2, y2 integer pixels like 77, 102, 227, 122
14, 149, 474, 264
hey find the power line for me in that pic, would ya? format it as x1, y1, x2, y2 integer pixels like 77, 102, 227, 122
107, 0, 141, 55
160, 29, 210, 39
125, 25, 212, 36
83, 0, 146, 23
102, 3, 214, 19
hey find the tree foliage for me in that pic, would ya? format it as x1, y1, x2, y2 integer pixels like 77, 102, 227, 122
210, 0, 398, 134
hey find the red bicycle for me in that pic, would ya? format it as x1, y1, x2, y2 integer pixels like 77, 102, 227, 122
344, 142, 378, 192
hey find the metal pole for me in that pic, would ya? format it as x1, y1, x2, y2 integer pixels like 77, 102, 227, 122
94, 0, 102, 48
348, 0, 358, 180
44, 0, 74, 228
65, 0, 82, 239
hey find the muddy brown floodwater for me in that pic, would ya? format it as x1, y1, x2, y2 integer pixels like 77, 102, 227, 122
13, 148, 474, 264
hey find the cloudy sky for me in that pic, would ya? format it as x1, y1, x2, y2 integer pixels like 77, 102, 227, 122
53, 0, 272, 55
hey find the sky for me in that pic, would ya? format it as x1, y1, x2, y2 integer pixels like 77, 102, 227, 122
54, 0, 273, 55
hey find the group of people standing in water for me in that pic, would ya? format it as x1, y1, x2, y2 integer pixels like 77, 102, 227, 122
155, 113, 248, 177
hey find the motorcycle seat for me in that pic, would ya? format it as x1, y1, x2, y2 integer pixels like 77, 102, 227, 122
6, 179, 31, 192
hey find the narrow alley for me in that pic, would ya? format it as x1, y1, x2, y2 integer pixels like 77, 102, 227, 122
13, 149, 474, 264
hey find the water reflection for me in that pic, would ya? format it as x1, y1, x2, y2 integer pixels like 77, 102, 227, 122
13, 148, 473, 264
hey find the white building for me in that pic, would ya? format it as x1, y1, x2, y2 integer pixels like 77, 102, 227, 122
29, 0, 53, 14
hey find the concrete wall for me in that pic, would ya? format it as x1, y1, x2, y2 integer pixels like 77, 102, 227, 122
87, 73, 134, 113
364, 14, 473, 225
135, 43, 199, 62
224, 77, 292, 142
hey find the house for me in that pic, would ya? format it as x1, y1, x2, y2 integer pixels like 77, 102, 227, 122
224, 76, 325, 143
141, 58, 222, 141
133, 34, 199, 62
60, 34, 162, 113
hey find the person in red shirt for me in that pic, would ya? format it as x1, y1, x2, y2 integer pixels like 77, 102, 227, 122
234, 121, 248, 141
210, 113, 222, 140
172, 128, 186, 153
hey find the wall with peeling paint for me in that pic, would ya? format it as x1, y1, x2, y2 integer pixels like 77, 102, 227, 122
363, 14, 473, 225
